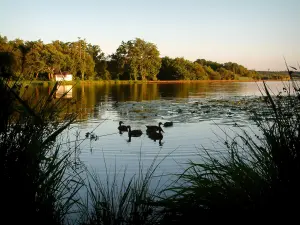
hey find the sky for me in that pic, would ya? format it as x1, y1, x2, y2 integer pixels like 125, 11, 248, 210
0, 0, 299, 71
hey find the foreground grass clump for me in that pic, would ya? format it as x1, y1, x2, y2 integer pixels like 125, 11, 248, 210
77, 153, 166, 225
157, 69, 300, 222
0, 77, 82, 225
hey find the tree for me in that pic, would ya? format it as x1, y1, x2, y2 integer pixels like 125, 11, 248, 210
0, 52, 14, 79
219, 67, 234, 80
195, 59, 223, 71
87, 44, 109, 79
111, 38, 161, 81
42, 44, 65, 80
204, 65, 221, 80
193, 62, 207, 80
158, 57, 207, 80
23, 41, 46, 79
0, 37, 27, 78
157, 57, 176, 80
8, 39, 26, 77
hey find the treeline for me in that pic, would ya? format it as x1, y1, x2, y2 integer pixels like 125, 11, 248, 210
158, 57, 260, 80
0, 35, 286, 81
258, 71, 293, 80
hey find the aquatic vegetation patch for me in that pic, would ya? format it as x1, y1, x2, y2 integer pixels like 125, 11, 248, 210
106, 95, 275, 127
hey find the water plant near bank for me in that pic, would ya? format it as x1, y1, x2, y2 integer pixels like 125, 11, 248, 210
0, 75, 83, 225
157, 64, 300, 223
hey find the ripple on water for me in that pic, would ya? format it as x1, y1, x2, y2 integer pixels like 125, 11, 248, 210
61, 93, 273, 188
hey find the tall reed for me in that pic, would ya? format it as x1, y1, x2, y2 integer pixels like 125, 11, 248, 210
77, 149, 169, 225
157, 64, 300, 223
0, 76, 82, 225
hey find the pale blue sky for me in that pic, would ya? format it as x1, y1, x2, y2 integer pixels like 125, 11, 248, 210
0, 0, 299, 70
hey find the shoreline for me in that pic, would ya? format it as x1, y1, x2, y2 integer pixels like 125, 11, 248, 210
16, 78, 290, 85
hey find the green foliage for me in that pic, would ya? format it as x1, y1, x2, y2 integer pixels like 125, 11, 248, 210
158, 57, 207, 80
110, 38, 161, 81
195, 58, 223, 71
0, 51, 15, 78
0, 76, 83, 224
222, 62, 258, 78
218, 67, 234, 80
87, 44, 110, 80
203, 65, 221, 80
158, 57, 262, 81
194, 59, 260, 80
0, 35, 98, 80
258, 70, 291, 80
0, 34, 288, 81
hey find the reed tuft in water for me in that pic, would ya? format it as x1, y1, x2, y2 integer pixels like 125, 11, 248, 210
77, 150, 169, 225
0, 74, 82, 225
157, 63, 300, 223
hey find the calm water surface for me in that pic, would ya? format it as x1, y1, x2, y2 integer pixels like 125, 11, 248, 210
27, 81, 293, 184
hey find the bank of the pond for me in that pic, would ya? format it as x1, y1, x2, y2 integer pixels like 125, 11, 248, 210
12, 78, 290, 86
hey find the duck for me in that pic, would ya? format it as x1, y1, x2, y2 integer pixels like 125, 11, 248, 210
118, 121, 128, 132
147, 127, 163, 141
127, 125, 143, 137
146, 122, 164, 132
163, 121, 173, 127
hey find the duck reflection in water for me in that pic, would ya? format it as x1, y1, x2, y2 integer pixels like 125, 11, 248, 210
147, 127, 164, 146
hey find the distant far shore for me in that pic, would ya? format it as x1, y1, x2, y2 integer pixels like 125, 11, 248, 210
11, 78, 291, 86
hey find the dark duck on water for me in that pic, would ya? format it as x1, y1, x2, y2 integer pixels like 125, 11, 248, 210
118, 121, 128, 133
163, 121, 173, 127
146, 122, 164, 133
127, 125, 143, 137
147, 126, 164, 146
147, 127, 163, 141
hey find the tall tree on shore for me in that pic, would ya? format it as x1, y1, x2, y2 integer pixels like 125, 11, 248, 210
75, 38, 95, 80
87, 44, 109, 79
24, 40, 45, 79
111, 38, 161, 81
158, 57, 207, 80
0, 36, 26, 78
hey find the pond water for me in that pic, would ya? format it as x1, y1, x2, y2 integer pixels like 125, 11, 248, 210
26, 81, 294, 186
